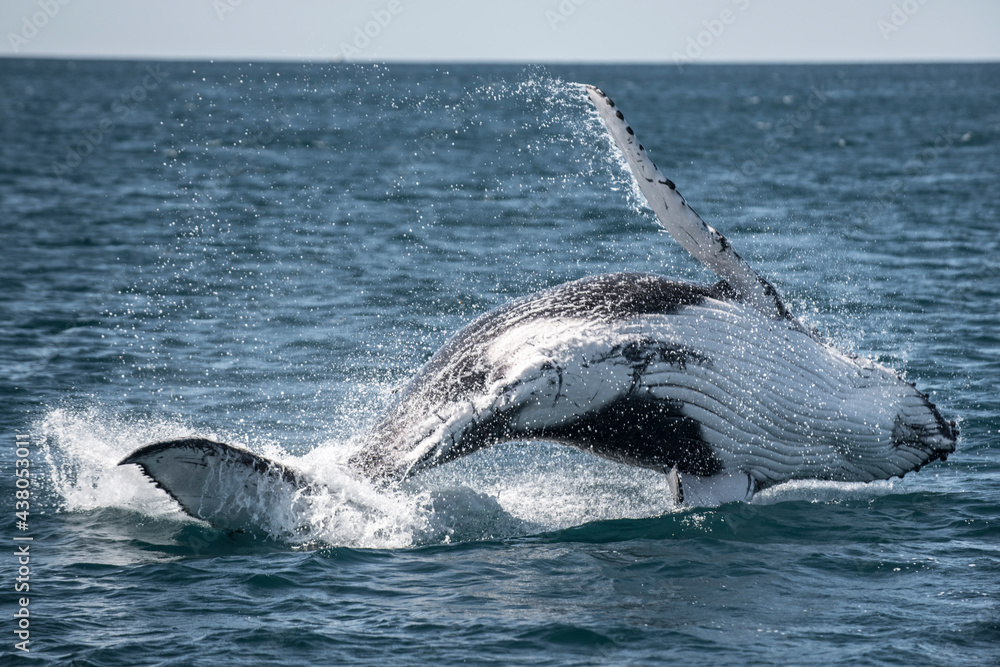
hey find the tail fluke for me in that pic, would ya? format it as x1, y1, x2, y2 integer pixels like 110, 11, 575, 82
120, 438, 320, 535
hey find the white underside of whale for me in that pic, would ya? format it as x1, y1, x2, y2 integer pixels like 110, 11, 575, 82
381, 280, 946, 490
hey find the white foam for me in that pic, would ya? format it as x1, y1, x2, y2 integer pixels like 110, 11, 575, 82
754, 478, 900, 504
39, 407, 204, 518
36, 407, 685, 549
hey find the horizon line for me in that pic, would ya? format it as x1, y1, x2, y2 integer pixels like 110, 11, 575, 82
3, 54, 1000, 66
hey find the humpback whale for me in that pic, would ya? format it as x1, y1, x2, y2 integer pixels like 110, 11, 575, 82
120, 85, 957, 530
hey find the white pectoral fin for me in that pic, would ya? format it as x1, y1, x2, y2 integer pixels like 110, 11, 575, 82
668, 465, 757, 507
584, 84, 793, 323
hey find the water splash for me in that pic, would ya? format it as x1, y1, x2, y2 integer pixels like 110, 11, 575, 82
35, 406, 691, 550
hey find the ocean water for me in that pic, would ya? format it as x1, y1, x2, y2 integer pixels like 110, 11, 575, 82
1, 59, 998, 665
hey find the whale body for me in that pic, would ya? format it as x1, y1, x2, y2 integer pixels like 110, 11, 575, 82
347, 272, 954, 491
120, 84, 957, 530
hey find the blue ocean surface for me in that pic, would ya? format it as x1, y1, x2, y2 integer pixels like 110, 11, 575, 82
1, 60, 998, 665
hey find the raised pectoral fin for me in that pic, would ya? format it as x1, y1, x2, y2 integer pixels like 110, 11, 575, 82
584, 84, 794, 323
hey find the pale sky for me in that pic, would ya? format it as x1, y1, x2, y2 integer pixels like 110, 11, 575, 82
2, 0, 998, 63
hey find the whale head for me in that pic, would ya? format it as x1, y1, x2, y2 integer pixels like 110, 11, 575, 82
889, 388, 958, 471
